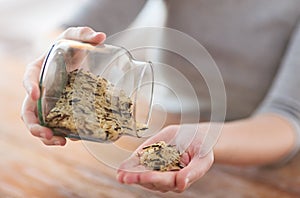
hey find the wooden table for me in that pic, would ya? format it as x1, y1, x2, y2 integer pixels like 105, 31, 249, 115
0, 52, 299, 198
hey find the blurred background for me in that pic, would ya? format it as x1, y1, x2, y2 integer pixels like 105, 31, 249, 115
0, 0, 85, 59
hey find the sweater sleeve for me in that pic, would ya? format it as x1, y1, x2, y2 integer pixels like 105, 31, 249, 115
62, 0, 147, 36
255, 20, 300, 165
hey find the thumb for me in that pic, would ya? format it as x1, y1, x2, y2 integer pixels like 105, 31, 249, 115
60, 27, 106, 44
175, 152, 214, 192
23, 56, 44, 101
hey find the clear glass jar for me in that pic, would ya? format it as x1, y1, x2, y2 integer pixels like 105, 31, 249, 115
38, 39, 154, 143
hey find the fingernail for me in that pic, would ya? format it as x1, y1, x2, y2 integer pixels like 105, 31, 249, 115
98, 32, 106, 36
28, 87, 33, 96
40, 132, 46, 139
123, 175, 130, 184
91, 32, 101, 37
123, 175, 128, 183
54, 141, 61, 146
185, 178, 189, 186
116, 174, 122, 183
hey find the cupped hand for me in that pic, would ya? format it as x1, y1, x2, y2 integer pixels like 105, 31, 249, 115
117, 124, 214, 193
21, 27, 106, 146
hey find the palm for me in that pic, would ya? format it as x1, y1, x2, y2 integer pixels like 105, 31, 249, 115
117, 124, 215, 193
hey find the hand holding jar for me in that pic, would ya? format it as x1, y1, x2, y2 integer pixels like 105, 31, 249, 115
21, 27, 107, 146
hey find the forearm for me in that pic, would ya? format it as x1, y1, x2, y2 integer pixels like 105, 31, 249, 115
214, 114, 297, 166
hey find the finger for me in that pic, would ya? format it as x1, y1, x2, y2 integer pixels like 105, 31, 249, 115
28, 124, 53, 140
180, 152, 191, 166
21, 95, 53, 140
60, 27, 106, 44
121, 172, 141, 184
139, 183, 156, 191
118, 168, 146, 185
69, 138, 80, 141
23, 56, 44, 100
41, 136, 67, 146
139, 171, 177, 192
117, 154, 146, 184
139, 182, 169, 193
118, 153, 141, 172
175, 152, 214, 192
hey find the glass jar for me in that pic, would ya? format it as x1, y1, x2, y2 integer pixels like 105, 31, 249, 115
38, 39, 154, 143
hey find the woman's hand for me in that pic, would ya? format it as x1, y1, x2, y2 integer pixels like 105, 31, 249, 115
21, 27, 106, 146
117, 124, 215, 193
